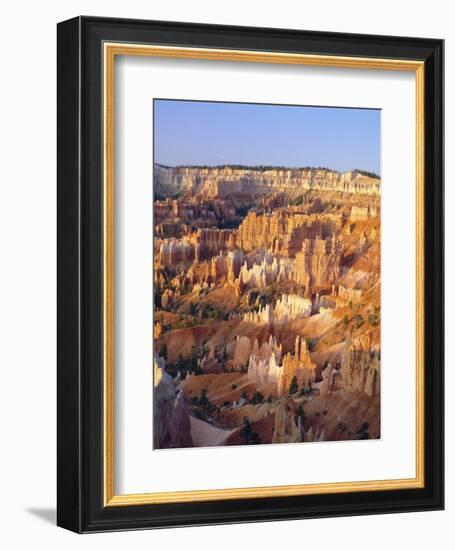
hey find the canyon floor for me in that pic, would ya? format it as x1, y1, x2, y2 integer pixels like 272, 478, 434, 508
153, 166, 381, 448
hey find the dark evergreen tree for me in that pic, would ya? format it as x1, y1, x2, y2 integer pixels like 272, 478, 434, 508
239, 417, 262, 445
295, 404, 305, 422
160, 343, 168, 361
289, 375, 299, 395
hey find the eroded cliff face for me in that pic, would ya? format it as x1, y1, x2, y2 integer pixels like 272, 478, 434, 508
154, 164, 182, 198
154, 165, 381, 199
157, 220, 344, 294
157, 238, 194, 267
292, 235, 343, 292
236, 211, 341, 255
153, 163, 381, 448
191, 228, 236, 260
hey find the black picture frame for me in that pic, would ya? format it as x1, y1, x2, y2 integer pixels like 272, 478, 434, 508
57, 16, 444, 533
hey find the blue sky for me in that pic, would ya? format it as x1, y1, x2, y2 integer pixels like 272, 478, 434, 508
154, 99, 380, 174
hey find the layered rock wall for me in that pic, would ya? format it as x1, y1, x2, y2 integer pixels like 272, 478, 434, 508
157, 238, 194, 267
154, 165, 381, 199
292, 235, 343, 291
236, 211, 341, 255
187, 249, 245, 286
191, 228, 236, 260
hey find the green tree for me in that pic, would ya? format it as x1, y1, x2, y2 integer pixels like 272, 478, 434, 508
240, 417, 261, 445
191, 388, 216, 420
291, 194, 304, 206
199, 389, 209, 408
289, 376, 299, 395
295, 404, 305, 422
160, 343, 168, 361
354, 314, 364, 329
368, 305, 380, 327
188, 348, 200, 374
251, 390, 264, 404
368, 311, 379, 326
154, 289, 162, 309
176, 354, 185, 373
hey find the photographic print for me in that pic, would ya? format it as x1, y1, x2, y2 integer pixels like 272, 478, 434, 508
153, 99, 381, 449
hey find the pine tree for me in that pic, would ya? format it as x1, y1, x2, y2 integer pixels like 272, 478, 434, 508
240, 417, 262, 445
189, 349, 199, 374
289, 375, 299, 395
160, 343, 168, 361
296, 404, 305, 421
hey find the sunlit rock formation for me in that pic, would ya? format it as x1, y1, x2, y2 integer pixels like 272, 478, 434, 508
334, 284, 363, 304
238, 255, 293, 289
157, 238, 194, 267
350, 205, 378, 221
241, 294, 312, 324
292, 235, 343, 293
187, 249, 244, 286
273, 294, 313, 322
272, 401, 303, 443
244, 335, 316, 396
340, 335, 380, 397
242, 304, 274, 324
236, 211, 341, 255
153, 162, 381, 448
234, 335, 283, 370
191, 228, 236, 260
154, 197, 237, 234
233, 335, 253, 368
319, 363, 342, 396
278, 336, 317, 395
154, 165, 381, 200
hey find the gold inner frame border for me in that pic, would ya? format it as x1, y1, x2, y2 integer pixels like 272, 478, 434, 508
103, 42, 425, 506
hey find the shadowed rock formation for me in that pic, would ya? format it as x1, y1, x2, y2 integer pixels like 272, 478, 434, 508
153, 354, 193, 448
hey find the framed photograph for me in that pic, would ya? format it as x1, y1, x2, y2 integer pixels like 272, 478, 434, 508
57, 16, 444, 532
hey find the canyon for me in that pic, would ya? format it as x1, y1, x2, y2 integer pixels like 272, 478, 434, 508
153, 164, 381, 448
